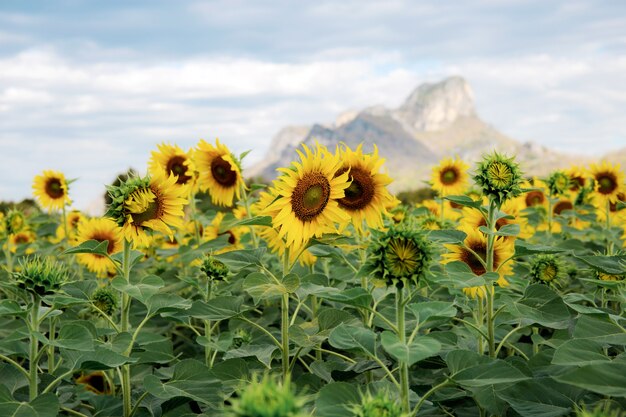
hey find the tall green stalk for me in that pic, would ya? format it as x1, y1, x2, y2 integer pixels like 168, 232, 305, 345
120, 240, 132, 417
485, 199, 496, 358
29, 294, 40, 401
204, 280, 213, 367
396, 286, 410, 414
281, 247, 291, 382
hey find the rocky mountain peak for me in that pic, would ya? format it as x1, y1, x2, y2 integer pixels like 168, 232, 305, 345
396, 76, 475, 132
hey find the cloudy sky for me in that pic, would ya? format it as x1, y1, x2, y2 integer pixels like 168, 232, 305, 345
1, 0, 625, 211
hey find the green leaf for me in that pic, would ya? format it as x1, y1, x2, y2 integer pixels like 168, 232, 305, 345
572, 314, 626, 344
555, 362, 626, 397
0, 386, 59, 417
317, 308, 358, 331
315, 382, 361, 417
380, 332, 441, 366
479, 223, 520, 237
316, 287, 373, 309
188, 296, 244, 321
146, 293, 192, 316
514, 241, 567, 257
215, 248, 266, 269
444, 195, 482, 209
282, 273, 300, 293
445, 350, 491, 374
51, 322, 95, 351
111, 275, 163, 305
428, 229, 467, 244
498, 380, 572, 417
551, 339, 609, 366
512, 284, 570, 329
407, 301, 457, 327
243, 272, 287, 304
224, 344, 278, 368
143, 359, 222, 405
328, 324, 376, 356
0, 300, 27, 317
573, 255, 626, 275
231, 215, 273, 227
452, 359, 531, 387
62, 239, 110, 256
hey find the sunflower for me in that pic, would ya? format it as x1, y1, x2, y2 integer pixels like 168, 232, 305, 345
419, 199, 460, 221
7, 230, 36, 254
594, 191, 626, 226
442, 227, 514, 298
431, 157, 470, 196
565, 166, 588, 193
460, 198, 528, 240
106, 172, 188, 248
0, 212, 5, 237
265, 143, 351, 251
334, 144, 394, 234
204, 211, 246, 253
149, 142, 197, 190
76, 371, 112, 395
74, 218, 123, 277
521, 179, 549, 209
589, 161, 625, 204
196, 139, 245, 207
32, 170, 71, 210
52, 210, 87, 243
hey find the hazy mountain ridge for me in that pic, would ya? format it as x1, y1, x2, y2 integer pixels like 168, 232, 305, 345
250, 77, 609, 191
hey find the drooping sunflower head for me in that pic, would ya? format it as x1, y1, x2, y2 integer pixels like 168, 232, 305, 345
589, 161, 625, 203
431, 157, 470, 197
32, 170, 72, 211
196, 139, 245, 207
13, 256, 70, 296
203, 211, 246, 253
565, 166, 588, 193
76, 371, 112, 395
229, 374, 306, 417
106, 172, 188, 248
149, 142, 197, 189
265, 143, 351, 251
367, 226, 433, 288
474, 152, 523, 207
352, 390, 404, 417
91, 287, 118, 316
530, 254, 564, 285
596, 271, 625, 282
201, 254, 229, 282
74, 218, 123, 277
53, 210, 87, 243
335, 144, 394, 234
546, 170, 570, 197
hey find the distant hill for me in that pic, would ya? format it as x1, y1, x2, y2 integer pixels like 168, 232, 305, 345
249, 77, 608, 191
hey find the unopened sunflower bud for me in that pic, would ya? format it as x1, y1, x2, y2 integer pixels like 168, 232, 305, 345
229, 374, 305, 417
230, 328, 252, 349
473, 152, 523, 207
5, 209, 26, 235
13, 256, 69, 296
546, 171, 570, 197
530, 255, 563, 285
201, 254, 229, 282
354, 391, 404, 417
92, 287, 118, 316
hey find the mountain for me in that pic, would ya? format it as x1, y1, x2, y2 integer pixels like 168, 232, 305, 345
249, 77, 591, 191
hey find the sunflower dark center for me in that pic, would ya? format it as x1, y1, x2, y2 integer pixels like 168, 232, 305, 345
91, 232, 116, 255
291, 172, 331, 222
553, 201, 573, 215
596, 173, 617, 195
70, 216, 81, 229
477, 217, 508, 231
385, 238, 420, 278
462, 242, 490, 276
45, 178, 64, 199
166, 156, 192, 185
86, 374, 106, 393
14, 234, 29, 244
210, 157, 237, 187
569, 176, 584, 191
129, 188, 163, 227
440, 167, 459, 185
225, 230, 236, 245
337, 167, 375, 211
525, 191, 545, 207
609, 192, 625, 212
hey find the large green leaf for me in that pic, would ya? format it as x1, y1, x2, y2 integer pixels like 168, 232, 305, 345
572, 314, 626, 345
51, 322, 95, 351
0, 386, 59, 417
316, 287, 373, 309
223, 344, 278, 368
407, 301, 457, 327
188, 296, 244, 321
555, 362, 626, 397
452, 359, 531, 388
243, 272, 297, 304
551, 339, 609, 366
512, 284, 570, 329
62, 239, 110, 256
574, 255, 626, 275
143, 359, 222, 405
215, 248, 266, 269
498, 380, 573, 417
111, 275, 163, 305
328, 324, 376, 356
315, 382, 361, 417
514, 241, 567, 257
146, 293, 192, 315
380, 332, 441, 366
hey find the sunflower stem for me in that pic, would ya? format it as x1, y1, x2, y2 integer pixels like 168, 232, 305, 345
240, 183, 259, 249
605, 200, 613, 255
120, 239, 132, 417
48, 316, 57, 373
281, 247, 291, 382
62, 205, 69, 245
29, 294, 40, 401
3, 244, 13, 273
397, 286, 411, 414
547, 196, 553, 238
485, 199, 496, 358
204, 280, 213, 368
189, 192, 201, 245
440, 197, 445, 224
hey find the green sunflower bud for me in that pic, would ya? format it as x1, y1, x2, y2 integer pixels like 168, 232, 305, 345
230, 328, 252, 349
92, 287, 118, 316
229, 374, 305, 417
576, 404, 625, 417
13, 256, 69, 296
473, 152, 523, 207
367, 227, 432, 288
596, 271, 625, 281
546, 171, 570, 196
6, 209, 27, 235
201, 254, 229, 282
354, 391, 404, 417
530, 255, 563, 285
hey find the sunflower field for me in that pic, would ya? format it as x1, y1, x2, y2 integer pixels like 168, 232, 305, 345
1, 140, 625, 417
